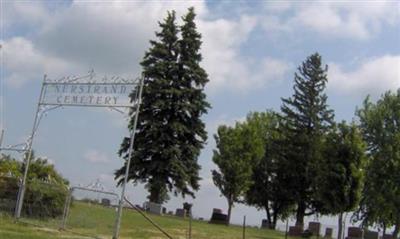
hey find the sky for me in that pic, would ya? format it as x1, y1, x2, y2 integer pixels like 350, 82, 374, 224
1, 0, 399, 233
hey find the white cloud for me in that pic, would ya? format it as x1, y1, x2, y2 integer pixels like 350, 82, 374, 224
2, 37, 80, 88
261, 1, 400, 40
328, 55, 400, 95
2, 1, 50, 30
207, 114, 246, 137
3, 1, 288, 92
200, 16, 290, 92
84, 149, 110, 163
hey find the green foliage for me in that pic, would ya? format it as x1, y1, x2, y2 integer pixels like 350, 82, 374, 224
0, 154, 22, 178
212, 122, 264, 224
116, 8, 210, 204
0, 154, 68, 218
244, 111, 293, 229
354, 89, 400, 236
316, 122, 366, 215
279, 53, 335, 225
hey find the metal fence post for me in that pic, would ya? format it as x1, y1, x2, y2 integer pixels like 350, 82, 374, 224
113, 76, 144, 239
285, 219, 289, 239
189, 214, 192, 239
60, 187, 73, 230
15, 75, 46, 219
243, 215, 246, 239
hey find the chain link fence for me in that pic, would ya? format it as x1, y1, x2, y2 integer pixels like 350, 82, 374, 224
60, 186, 119, 238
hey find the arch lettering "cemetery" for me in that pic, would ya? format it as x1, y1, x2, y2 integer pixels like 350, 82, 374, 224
42, 83, 135, 107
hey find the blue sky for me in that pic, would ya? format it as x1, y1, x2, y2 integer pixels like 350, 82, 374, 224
1, 0, 399, 231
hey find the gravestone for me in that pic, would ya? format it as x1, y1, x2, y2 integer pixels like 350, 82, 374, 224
209, 209, 228, 225
324, 228, 333, 238
148, 202, 162, 215
135, 204, 144, 211
382, 234, 393, 239
288, 226, 303, 237
346, 227, 363, 239
183, 202, 192, 217
143, 201, 149, 211
175, 208, 185, 217
213, 208, 223, 214
101, 198, 111, 207
364, 230, 379, 239
168, 211, 173, 215
261, 219, 270, 229
308, 222, 321, 236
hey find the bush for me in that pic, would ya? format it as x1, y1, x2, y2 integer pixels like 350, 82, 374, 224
0, 177, 68, 218
24, 180, 68, 218
0, 153, 69, 218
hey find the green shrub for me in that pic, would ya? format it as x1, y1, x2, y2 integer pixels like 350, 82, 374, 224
0, 154, 69, 218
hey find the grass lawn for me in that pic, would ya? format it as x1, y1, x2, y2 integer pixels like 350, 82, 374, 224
0, 202, 290, 239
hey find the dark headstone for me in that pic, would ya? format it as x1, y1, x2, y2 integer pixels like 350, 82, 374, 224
346, 227, 363, 239
364, 230, 379, 239
168, 211, 173, 215
308, 222, 321, 236
183, 202, 192, 217
198, 217, 204, 221
289, 226, 303, 237
324, 227, 333, 238
213, 208, 223, 214
302, 229, 313, 238
382, 234, 393, 239
209, 211, 228, 225
101, 198, 111, 206
324, 228, 333, 238
135, 204, 144, 211
261, 219, 270, 229
162, 207, 167, 214
175, 208, 185, 217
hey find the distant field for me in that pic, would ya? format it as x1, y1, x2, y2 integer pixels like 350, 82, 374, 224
0, 202, 289, 239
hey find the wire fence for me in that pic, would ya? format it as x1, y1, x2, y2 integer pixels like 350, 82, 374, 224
60, 186, 119, 237
0, 176, 393, 239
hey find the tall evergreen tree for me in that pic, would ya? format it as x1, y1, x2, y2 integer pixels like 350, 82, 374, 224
280, 53, 334, 227
115, 9, 210, 204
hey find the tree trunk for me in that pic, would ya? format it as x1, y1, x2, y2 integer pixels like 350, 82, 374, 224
383, 223, 386, 236
271, 212, 277, 230
295, 201, 306, 228
227, 201, 233, 225
265, 207, 272, 228
337, 212, 343, 239
148, 190, 160, 203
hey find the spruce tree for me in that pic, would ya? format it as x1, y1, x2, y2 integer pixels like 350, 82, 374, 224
115, 9, 210, 204
280, 53, 334, 227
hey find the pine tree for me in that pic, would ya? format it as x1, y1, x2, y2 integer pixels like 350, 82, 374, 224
115, 9, 210, 204
280, 53, 334, 227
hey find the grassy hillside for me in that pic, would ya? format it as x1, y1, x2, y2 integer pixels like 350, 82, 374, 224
0, 202, 288, 239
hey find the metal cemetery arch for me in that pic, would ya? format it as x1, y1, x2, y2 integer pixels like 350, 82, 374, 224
14, 70, 144, 239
